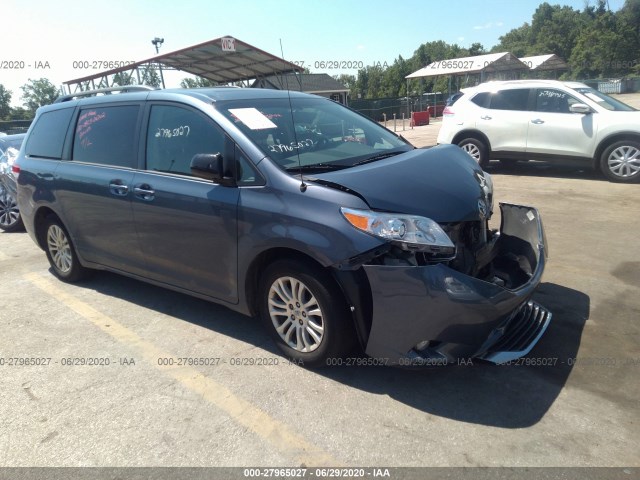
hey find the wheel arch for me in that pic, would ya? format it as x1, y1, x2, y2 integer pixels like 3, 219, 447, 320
451, 129, 492, 152
242, 247, 370, 346
33, 206, 62, 250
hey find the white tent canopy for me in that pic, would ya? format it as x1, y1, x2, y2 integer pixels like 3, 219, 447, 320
406, 52, 530, 79
518, 54, 568, 71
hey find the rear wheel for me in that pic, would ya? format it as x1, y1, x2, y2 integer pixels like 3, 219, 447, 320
600, 140, 640, 183
43, 217, 90, 282
0, 190, 23, 232
258, 259, 355, 367
458, 138, 489, 168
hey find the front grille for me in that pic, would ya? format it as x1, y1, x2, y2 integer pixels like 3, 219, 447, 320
479, 301, 552, 363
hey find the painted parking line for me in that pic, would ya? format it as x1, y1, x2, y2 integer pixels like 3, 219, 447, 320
0, 251, 8, 261
24, 271, 341, 467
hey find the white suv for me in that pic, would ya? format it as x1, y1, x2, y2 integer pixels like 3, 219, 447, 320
437, 80, 640, 183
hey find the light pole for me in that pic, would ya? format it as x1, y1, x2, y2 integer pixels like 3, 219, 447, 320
151, 37, 166, 89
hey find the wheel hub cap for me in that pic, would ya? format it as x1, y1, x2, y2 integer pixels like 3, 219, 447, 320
47, 225, 73, 273
0, 193, 19, 227
608, 146, 640, 178
268, 277, 324, 353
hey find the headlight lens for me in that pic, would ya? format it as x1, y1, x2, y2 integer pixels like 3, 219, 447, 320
341, 207, 455, 253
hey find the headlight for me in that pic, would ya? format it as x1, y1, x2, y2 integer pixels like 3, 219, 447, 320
341, 207, 455, 254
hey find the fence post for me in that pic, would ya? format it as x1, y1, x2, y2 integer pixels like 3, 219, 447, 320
383, 113, 387, 128
402, 113, 405, 131
393, 113, 396, 132
410, 111, 413, 129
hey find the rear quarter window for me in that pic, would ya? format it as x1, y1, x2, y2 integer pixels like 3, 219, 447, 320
25, 108, 74, 159
470, 92, 490, 108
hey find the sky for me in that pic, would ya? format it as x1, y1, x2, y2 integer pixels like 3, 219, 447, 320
1, 0, 627, 107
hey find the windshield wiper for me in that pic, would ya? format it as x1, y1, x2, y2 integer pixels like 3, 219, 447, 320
285, 163, 349, 172
352, 150, 405, 167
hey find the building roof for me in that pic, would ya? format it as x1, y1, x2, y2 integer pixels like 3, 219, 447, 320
251, 73, 349, 93
64, 36, 304, 91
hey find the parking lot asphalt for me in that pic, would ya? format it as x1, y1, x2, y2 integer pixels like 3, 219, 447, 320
1, 99, 639, 470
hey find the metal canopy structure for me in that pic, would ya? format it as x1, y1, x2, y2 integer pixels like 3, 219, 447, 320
406, 52, 531, 80
518, 54, 568, 71
63, 36, 304, 93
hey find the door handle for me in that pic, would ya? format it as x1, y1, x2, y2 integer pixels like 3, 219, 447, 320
133, 184, 155, 201
480, 115, 492, 120
531, 119, 545, 124
109, 181, 129, 196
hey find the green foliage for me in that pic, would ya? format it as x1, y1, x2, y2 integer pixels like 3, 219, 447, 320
20, 78, 59, 113
140, 65, 162, 88
0, 85, 11, 120
180, 77, 218, 88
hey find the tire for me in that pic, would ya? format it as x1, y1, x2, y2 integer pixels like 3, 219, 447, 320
600, 140, 640, 183
0, 190, 24, 232
458, 138, 489, 168
258, 259, 355, 368
42, 216, 90, 282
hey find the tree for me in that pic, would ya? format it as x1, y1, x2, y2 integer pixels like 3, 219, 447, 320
140, 65, 162, 88
20, 78, 59, 113
112, 72, 137, 86
180, 77, 217, 88
492, 23, 532, 56
0, 84, 11, 120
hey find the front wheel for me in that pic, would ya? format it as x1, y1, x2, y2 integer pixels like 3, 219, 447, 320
458, 138, 489, 168
600, 141, 640, 183
258, 259, 355, 368
42, 217, 90, 282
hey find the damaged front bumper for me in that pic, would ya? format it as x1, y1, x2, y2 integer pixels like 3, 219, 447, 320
362, 203, 551, 366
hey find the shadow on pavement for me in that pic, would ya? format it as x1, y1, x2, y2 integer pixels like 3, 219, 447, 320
79, 273, 589, 428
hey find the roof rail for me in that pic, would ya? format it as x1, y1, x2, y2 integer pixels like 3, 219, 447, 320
55, 85, 155, 103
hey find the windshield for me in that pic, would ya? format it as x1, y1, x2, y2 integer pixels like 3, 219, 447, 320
218, 97, 412, 172
572, 87, 636, 112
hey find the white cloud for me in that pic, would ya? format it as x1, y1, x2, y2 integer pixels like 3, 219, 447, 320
473, 21, 503, 30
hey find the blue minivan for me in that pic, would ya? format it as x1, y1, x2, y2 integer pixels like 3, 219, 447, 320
16, 86, 551, 367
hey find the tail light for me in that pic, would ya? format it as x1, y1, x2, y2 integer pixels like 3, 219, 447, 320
443, 106, 455, 116
11, 164, 20, 180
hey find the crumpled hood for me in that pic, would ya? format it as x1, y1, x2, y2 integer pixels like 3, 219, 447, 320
313, 145, 489, 223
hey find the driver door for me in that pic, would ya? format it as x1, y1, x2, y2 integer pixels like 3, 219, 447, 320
131, 103, 240, 303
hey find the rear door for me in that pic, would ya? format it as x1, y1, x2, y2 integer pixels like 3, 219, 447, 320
55, 103, 146, 274
131, 103, 240, 303
477, 88, 531, 154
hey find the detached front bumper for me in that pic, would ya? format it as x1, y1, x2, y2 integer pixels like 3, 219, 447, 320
363, 203, 551, 366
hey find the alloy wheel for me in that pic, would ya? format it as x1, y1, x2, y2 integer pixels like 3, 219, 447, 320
607, 145, 640, 178
47, 224, 73, 273
0, 193, 20, 228
267, 276, 325, 353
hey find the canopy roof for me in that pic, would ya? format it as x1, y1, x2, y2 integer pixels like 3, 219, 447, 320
64, 36, 304, 91
518, 54, 568, 71
406, 52, 530, 79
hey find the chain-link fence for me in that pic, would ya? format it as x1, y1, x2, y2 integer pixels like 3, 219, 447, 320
0, 120, 32, 135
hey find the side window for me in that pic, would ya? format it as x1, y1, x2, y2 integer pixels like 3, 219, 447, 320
72, 105, 139, 167
25, 108, 74, 159
471, 92, 490, 108
535, 89, 579, 114
146, 105, 225, 176
489, 89, 530, 111
235, 145, 264, 186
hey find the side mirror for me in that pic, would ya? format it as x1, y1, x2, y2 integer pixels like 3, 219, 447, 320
190, 153, 224, 182
570, 103, 591, 114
